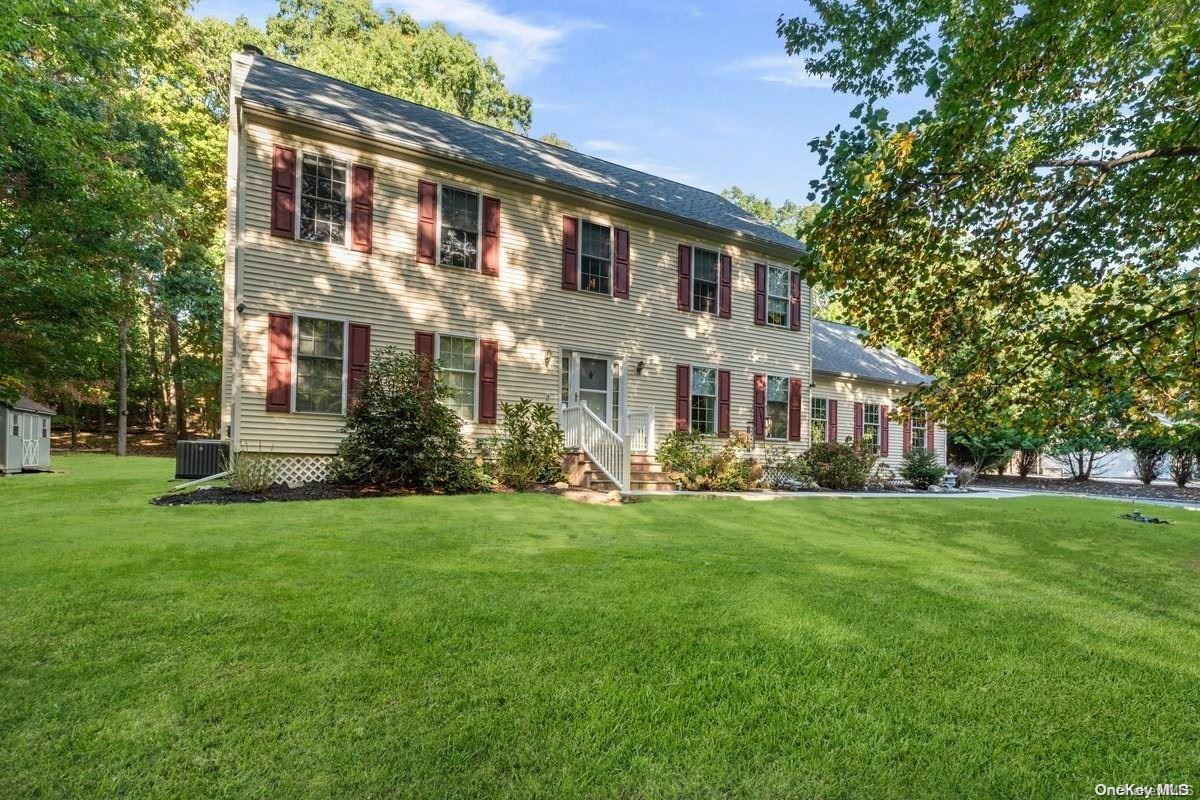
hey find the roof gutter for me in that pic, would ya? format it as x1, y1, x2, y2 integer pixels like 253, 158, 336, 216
239, 99, 808, 263
812, 368, 929, 388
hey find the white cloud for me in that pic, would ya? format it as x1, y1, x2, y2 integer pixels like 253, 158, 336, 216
726, 55, 832, 88
394, 0, 593, 81
580, 139, 627, 155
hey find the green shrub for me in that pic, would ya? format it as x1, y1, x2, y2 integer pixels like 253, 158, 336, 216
490, 399, 565, 489
657, 430, 764, 491
900, 449, 945, 489
331, 347, 484, 493
223, 451, 276, 493
802, 441, 880, 490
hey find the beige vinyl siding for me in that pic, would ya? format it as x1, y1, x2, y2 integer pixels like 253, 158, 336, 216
810, 373, 946, 468
229, 114, 811, 455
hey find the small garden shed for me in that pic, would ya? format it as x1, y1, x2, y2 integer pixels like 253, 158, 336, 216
2, 396, 54, 474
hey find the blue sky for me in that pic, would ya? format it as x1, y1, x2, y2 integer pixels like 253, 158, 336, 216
193, 0, 923, 203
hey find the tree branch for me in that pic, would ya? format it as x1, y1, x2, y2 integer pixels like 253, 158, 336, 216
1035, 146, 1200, 173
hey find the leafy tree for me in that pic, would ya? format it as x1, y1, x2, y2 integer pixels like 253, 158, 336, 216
721, 186, 819, 241
949, 429, 1022, 475
262, 0, 531, 132
778, 1, 1200, 430
538, 133, 574, 150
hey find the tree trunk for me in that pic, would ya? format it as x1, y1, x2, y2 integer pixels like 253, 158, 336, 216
168, 314, 186, 441
66, 398, 78, 450
146, 311, 163, 430
117, 312, 129, 456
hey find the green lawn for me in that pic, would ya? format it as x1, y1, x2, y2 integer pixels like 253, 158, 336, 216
2, 455, 1199, 799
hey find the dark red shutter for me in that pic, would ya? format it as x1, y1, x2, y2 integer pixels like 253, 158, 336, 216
478, 339, 498, 423
753, 263, 767, 326
927, 416, 936, 452
676, 245, 692, 311
853, 402, 864, 442
266, 313, 293, 412
613, 227, 630, 298
718, 253, 732, 319
788, 379, 803, 441
414, 330, 435, 388
903, 419, 912, 454
717, 369, 731, 437
347, 324, 370, 401
270, 145, 296, 238
828, 399, 838, 443
482, 197, 501, 276
880, 405, 890, 456
752, 374, 766, 438
675, 364, 690, 430
561, 215, 578, 290
789, 272, 802, 331
350, 165, 373, 253
417, 180, 437, 264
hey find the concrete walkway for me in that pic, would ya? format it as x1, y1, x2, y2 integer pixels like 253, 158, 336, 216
626, 487, 1200, 510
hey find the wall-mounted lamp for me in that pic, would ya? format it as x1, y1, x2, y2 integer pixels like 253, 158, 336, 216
236, 302, 246, 314
635, 360, 645, 375
544, 353, 553, 368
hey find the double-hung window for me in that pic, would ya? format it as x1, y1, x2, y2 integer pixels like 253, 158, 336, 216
439, 185, 481, 268
295, 316, 345, 414
810, 397, 828, 444
438, 334, 477, 420
767, 266, 791, 327
765, 376, 789, 441
299, 154, 348, 244
692, 247, 719, 313
579, 220, 612, 295
690, 367, 717, 434
911, 411, 928, 452
862, 402, 881, 451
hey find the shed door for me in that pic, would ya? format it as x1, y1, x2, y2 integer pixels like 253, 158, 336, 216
21, 414, 38, 467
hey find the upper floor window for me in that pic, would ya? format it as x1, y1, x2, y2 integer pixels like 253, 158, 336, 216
438, 334, 477, 420
810, 397, 828, 444
295, 316, 345, 414
439, 185, 480, 268
690, 366, 717, 434
912, 410, 928, 451
765, 375, 789, 441
299, 154, 348, 244
767, 266, 791, 327
692, 247, 719, 313
579, 220, 612, 295
862, 402, 881, 451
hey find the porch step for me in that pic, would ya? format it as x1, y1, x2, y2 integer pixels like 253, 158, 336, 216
562, 450, 675, 493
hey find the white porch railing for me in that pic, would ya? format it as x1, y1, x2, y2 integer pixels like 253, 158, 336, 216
561, 403, 631, 491
627, 407, 655, 454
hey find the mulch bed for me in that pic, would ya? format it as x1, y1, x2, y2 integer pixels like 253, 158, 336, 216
153, 483, 409, 505
152, 482, 568, 506
975, 474, 1200, 503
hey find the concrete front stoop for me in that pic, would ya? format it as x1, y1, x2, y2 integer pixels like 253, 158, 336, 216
562, 451, 676, 493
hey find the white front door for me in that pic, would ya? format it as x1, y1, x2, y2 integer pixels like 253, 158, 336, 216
562, 350, 620, 430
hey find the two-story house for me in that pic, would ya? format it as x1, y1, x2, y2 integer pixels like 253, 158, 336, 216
220, 49, 943, 489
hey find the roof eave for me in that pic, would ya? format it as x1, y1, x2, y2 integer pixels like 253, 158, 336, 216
239, 99, 807, 261
812, 368, 929, 388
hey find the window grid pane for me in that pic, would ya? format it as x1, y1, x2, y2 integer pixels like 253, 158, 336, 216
439, 335, 477, 419
439, 186, 480, 268
863, 403, 881, 450
580, 221, 612, 294
692, 248, 719, 313
295, 316, 344, 414
299, 154, 347, 244
765, 375, 788, 440
767, 266, 790, 326
690, 367, 717, 435
811, 398, 827, 444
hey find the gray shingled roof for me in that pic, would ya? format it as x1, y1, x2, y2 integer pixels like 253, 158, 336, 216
813, 319, 930, 386
238, 55, 805, 255
4, 396, 55, 414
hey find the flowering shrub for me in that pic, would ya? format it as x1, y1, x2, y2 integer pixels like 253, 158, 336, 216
657, 430, 764, 491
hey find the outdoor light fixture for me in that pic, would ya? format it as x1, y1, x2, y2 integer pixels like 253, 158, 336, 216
636, 360, 645, 375
236, 302, 246, 314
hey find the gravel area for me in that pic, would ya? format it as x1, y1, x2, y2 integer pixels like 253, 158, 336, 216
974, 475, 1200, 503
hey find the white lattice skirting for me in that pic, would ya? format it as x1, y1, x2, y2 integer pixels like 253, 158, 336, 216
264, 455, 334, 487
